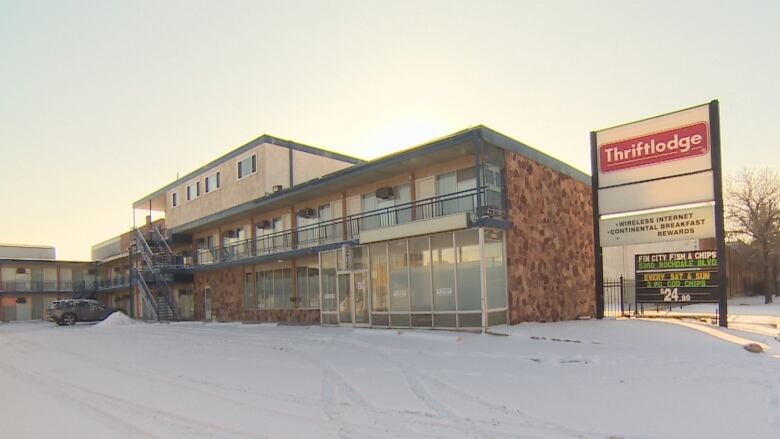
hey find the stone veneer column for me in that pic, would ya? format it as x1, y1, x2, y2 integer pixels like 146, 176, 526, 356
504, 151, 596, 323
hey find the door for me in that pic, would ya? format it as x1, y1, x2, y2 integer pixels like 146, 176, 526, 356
353, 271, 369, 325
15, 298, 32, 321
337, 271, 370, 326
204, 286, 213, 321
338, 274, 351, 324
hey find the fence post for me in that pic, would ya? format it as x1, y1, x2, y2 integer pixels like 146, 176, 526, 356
619, 275, 625, 316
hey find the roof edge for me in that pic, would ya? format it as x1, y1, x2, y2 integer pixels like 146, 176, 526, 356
133, 134, 365, 208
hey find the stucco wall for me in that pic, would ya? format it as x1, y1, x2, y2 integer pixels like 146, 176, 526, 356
165, 144, 355, 229
504, 151, 595, 323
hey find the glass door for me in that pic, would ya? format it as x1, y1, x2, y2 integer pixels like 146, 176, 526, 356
338, 273, 352, 324
353, 271, 369, 325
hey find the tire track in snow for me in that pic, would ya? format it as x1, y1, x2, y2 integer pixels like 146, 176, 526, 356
162, 325, 480, 439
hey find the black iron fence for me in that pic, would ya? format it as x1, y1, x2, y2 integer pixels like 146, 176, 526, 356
603, 276, 636, 317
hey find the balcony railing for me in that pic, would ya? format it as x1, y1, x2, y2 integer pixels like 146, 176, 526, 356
0, 280, 91, 292
187, 187, 500, 267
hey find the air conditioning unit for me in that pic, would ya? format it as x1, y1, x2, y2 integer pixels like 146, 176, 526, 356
256, 220, 271, 229
273, 185, 283, 192
298, 207, 316, 218
376, 186, 395, 200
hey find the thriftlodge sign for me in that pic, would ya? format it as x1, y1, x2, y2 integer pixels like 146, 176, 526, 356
599, 122, 709, 173
594, 103, 716, 241
591, 101, 727, 322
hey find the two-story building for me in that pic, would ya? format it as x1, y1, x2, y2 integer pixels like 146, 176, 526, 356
129, 127, 595, 330
0, 245, 95, 322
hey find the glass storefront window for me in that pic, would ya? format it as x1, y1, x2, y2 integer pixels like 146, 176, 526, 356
485, 230, 507, 310
388, 240, 409, 312
370, 243, 389, 313
408, 236, 431, 312
321, 252, 337, 313
260, 271, 271, 309
455, 229, 481, 311
431, 233, 456, 312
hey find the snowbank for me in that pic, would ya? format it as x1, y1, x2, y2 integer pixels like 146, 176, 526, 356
92, 311, 139, 328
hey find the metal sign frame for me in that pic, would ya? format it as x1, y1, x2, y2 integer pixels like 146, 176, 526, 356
591, 100, 727, 326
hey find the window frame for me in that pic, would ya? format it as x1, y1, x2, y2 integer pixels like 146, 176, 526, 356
171, 192, 179, 208
205, 171, 221, 193
185, 181, 200, 202
237, 154, 257, 180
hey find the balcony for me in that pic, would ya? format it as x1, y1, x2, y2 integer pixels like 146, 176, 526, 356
0, 280, 90, 292
186, 187, 502, 268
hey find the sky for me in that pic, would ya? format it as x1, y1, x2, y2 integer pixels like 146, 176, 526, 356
1, 0, 779, 260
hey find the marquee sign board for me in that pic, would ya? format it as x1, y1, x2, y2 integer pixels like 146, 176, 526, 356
600, 204, 716, 247
634, 251, 719, 304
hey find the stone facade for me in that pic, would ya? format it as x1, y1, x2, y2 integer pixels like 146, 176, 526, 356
193, 267, 320, 324
193, 267, 245, 321
504, 151, 596, 323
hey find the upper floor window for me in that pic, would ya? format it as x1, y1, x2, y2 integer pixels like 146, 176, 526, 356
237, 155, 257, 179
172, 192, 178, 207
186, 181, 201, 201
205, 172, 221, 193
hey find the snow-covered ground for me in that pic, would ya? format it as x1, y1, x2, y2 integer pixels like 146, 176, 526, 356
682, 295, 780, 316
1, 317, 779, 439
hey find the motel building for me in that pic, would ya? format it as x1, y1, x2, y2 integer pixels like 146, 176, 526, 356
1, 127, 595, 329
0, 245, 95, 322
117, 126, 596, 330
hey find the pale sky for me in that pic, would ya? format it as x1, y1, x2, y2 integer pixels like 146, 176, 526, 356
1, 0, 778, 260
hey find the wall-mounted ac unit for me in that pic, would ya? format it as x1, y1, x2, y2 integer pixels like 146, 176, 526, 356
376, 186, 395, 200
298, 207, 316, 218
273, 185, 283, 192
256, 220, 271, 229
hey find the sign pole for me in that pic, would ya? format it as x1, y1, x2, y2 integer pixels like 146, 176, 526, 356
591, 131, 604, 319
709, 100, 728, 327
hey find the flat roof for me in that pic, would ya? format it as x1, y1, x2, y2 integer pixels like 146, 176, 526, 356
0, 244, 55, 250
0, 258, 93, 265
170, 125, 590, 235
133, 134, 365, 209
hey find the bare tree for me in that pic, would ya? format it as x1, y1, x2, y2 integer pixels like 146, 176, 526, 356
726, 168, 780, 303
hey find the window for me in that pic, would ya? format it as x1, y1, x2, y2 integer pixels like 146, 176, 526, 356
436, 168, 477, 215
254, 268, 293, 310
186, 182, 200, 201
237, 155, 257, 179
205, 172, 220, 193
360, 184, 411, 230
172, 192, 178, 207
296, 266, 320, 308
244, 273, 253, 310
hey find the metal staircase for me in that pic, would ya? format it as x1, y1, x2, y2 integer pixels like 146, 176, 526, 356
134, 227, 181, 322
74, 281, 98, 300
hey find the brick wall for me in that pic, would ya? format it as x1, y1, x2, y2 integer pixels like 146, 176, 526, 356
504, 151, 596, 323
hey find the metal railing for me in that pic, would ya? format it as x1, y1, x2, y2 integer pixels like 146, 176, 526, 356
0, 280, 90, 292
189, 187, 498, 267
